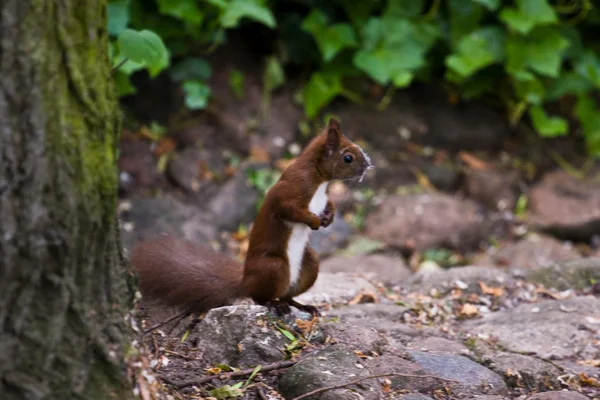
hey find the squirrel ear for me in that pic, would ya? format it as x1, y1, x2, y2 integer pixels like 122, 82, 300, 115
325, 124, 341, 156
327, 117, 341, 131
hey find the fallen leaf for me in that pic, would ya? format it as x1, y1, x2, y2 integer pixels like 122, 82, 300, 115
249, 145, 271, 162
480, 282, 504, 297
348, 290, 378, 305
535, 287, 564, 300
295, 317, 318, 335
206, 367, 222, 375
579, 359, 600, 367
459, 303, 480, 317
237, 343, 243, 352
579, 373, 600, 387
459, 151, 491, 170
154, 136, 177, 157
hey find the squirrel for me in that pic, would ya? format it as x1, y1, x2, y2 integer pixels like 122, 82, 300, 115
130, 118, 374, 317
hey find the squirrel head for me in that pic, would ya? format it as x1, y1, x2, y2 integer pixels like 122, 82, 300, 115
317, 118, 375, 182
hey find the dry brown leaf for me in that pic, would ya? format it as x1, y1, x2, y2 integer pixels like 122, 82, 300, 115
479, 282, 504, 297
348, 290, 378, 305
295, 317, 318, 335
154, 136, 177, 157
459, 303, 480, 317
206, 367, 222, 375
458, 151, 491, 170
249, 145, 271, 162
237, 343, 243, 352
535, 287, 564, 300
353, 350, 368, 359
579, 373, 600, 387
578, 359, 600, 367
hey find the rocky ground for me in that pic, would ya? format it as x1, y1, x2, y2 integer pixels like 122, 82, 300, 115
119, 37, 600, 400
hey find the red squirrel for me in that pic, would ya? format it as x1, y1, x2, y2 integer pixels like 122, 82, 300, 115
130, 118, 374, 317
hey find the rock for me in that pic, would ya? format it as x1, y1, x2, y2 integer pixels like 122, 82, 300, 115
460, 296, 600, 359
325, 304, 432, 348
463, 168, 519, 211
406, 337, 469, 355
365, 354, 442, 393
166, 147, 225, 197
119, 194, 218, 253
365, 193, 504, 253
320, 254, 413, 286
309, 212, 353, 257
278, 345, 383, 400
396, 394, 435, 400
404, 266, 509, 295
528, 170, 600, 240
192, 305, 288, 368
473, 234, 581, 271
407, 350, 508, 396
327, 181, 356, 215
118, 139, 169, 193
527, 391, 590, 400
206, 171, 259, 231
320, 322, 389, 354
526, 257, 600, 291
487, 352, 562, 391
295, 273, 379, 306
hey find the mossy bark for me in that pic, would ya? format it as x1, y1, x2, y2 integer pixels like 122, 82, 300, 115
0, 0, 133, 399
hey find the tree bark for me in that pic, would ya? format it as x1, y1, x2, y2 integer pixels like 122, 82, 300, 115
0, 1, 133, 399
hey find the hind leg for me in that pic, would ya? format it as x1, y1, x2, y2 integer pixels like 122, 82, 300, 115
243, 255, 294, 316
281, 246, 321, 317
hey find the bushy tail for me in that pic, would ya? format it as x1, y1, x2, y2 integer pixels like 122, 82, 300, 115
130, 235, 245, 312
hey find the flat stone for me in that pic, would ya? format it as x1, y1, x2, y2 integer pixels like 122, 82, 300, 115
407, 350, 508, 396
473, 233, 581, 271
206, 171, 259, 231
320, 254, 413, 286
406, 337, 469, 355
295, 272, 379, 306
487, 352, 562, 391
365, 194, 501, 252
526, 257, 600, 291
192, 305, 287, 368
404, 265, 509, 295
463, 168, 519, 211
460, 296, 600, 359
527, 390, 591, 400
365, 354, 442, 393
279, 345, 382, 400
320, 322, 389, 354
528, 169, 600, 240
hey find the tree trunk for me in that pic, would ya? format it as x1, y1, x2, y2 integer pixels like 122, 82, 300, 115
0, 1, 133, 399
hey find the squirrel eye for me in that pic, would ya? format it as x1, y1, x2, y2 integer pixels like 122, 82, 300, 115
343, 154, 353, 163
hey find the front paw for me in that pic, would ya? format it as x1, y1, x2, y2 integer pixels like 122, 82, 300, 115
319, 204, 335, 228
308, 214, 321, 230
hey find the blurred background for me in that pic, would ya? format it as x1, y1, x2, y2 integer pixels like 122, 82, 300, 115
112, 0, 600, 276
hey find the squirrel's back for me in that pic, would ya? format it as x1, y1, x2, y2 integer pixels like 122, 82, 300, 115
130, 235, 244, 312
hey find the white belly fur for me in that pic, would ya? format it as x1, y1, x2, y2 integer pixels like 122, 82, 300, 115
286, 182, 329, 290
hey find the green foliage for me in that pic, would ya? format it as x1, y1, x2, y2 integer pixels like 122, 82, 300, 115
107, 0, 600, 157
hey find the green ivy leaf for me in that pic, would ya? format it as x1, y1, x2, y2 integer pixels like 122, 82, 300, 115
500, 0, 557, 34
354, 45, 424, 85
229, 69, 245, 100
513, 75, 545, 105
575, 94, 600, 157
264, 56, 285, 92
393, 70, 414, 87
546, 72, 591, 100
156, 0, 203, 26
529, 106, 568, 137
301, 11, 357, 62
445, 26, 505, 79
447, 0, 485, 45
117, 29, 169, 71
384, 0, 424, 18
107, 0, 130, 36
170, 57, 212, 82
505, 27, 570, 78
182, 80, 211, 109
575, 50, 600, 87
113, 70, 137, 96
304, 72, 343, 119
472, 0, 500, 11
221, 0, 276, 29
341, 0, 381, 27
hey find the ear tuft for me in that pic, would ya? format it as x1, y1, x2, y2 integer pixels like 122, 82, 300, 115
328, 118, 341, 131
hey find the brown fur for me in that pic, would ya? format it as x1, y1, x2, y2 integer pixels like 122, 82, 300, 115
129, 118, 373, 314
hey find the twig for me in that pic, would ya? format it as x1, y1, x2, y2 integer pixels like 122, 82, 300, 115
290, 372, 459, 400
164, 360, 296, 389
111, 57, 128, 73
256, 384, 268, 400
142, 310, 190, 335
163, 349, 198, 361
